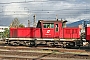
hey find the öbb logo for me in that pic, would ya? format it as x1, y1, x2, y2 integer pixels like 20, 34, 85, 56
47, 30, 50, 33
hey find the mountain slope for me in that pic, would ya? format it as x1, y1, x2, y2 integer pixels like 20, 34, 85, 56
66, 19, 90, 27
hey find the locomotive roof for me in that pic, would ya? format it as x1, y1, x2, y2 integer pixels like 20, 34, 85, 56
38, 19, 67, 23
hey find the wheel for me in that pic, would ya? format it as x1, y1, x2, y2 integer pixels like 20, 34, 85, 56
10, 41, 20, 46
30, 41, 36, 47
25, 41, 31, 46
63, 44, 67, 48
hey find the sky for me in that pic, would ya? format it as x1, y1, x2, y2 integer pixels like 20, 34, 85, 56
0, 0, 90, 26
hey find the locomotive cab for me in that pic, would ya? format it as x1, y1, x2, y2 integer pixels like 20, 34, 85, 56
37, 20, 67, 38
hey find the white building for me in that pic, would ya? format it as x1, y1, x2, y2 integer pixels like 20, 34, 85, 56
0, 26, 9, 32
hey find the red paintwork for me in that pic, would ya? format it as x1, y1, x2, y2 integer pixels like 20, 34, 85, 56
10, 27, 80, 39
10, 27, 41, 38
17, 28, 31, 38
54, 22, 62, 38
41, 21, 63, 38
32, 28, 41, 38
86, 27, 90, 41
42, 28, 54, 38
10, 21, 80, 39
59, 28, 63, 38
63, 28, 80, 38
10, 28, 17, 38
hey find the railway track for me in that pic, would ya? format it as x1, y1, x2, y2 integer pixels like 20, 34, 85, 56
0, 46, 90, 60
0, 50, 90, 60
0, 46, 88, 53
0, 41, 90, 60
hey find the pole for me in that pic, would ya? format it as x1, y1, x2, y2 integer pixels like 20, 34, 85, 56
28, 20, 30, 27
33, 15, 36, 27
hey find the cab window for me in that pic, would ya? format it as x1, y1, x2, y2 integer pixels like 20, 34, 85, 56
55, 24, 58, 32
43, 23, 54, 28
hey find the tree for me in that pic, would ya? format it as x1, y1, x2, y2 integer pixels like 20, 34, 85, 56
19, 23, 25, 27
10, 18, 20, 28
2, 28, 9, 38
10, 18, 25, 28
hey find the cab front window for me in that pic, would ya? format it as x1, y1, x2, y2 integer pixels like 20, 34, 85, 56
43, 23, 54, 28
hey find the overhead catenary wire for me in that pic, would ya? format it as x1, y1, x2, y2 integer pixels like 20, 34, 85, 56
0, 1, 89, 23
0, 0, 47, 4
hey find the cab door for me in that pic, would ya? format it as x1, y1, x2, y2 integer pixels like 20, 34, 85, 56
54, 23, 60, 38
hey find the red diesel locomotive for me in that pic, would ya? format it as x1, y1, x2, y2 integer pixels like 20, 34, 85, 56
5, 20, 90, 47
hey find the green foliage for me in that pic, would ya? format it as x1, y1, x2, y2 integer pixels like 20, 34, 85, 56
19, 24, 25, 28
2, 28, 9, 38
10, 18, 20, 28
10, 18, 25, 28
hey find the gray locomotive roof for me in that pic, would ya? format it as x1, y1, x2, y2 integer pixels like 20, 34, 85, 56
38, 19, 67, 23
